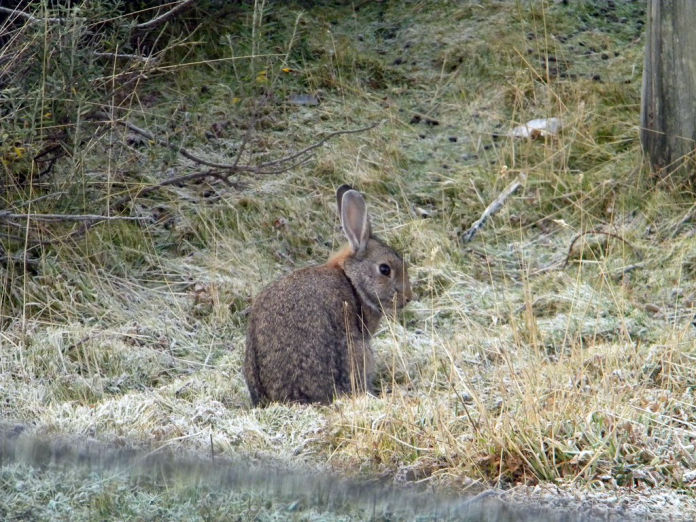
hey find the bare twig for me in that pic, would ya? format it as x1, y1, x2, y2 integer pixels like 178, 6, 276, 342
113, 169, 231, 209
611, 262, 647, 280
254, 155, 314, 176
0, 211, 145, 223
561, 229, 639, 269
528, 256, 568, 276
94, 52, 153, 63
670, 203, 696, 238
13, 192, 67, 209
0, 6, 67, 24
0, 228, 55, 247
134, 0, 197, 32
230, 104, 259, 171
117, 118, 240, 170
114, 103, 254, 210
96, 111, 378, 207
112, 115, 379, 172
449, 382, 481, 436
461, 173, 526, 243
0, 254, 40, 267
210, 432, 215, 463
254, 122, 380, 170
113, 155, 310, 211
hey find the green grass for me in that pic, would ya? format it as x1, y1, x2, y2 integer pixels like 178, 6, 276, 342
1, 0, 696, 518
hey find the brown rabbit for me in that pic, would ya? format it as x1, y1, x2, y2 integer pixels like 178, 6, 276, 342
244, 185, 412, 406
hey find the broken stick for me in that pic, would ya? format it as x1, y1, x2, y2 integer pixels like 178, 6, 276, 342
461, 173, 526, 243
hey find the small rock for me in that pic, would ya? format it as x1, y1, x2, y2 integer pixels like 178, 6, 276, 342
644, 303, 660, 314
288, 94, 319, 106
458, 391, 474, 403
684, 470, 696, 482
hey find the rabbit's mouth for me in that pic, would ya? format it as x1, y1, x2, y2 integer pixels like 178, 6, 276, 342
379, 294, 408, 317
360, 293, 401, 317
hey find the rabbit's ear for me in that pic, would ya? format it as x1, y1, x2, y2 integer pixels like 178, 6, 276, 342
340, 189, 371, 256
336, 184, 353, 216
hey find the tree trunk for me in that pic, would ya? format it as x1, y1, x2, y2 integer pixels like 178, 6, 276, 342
640, 1, 696, 180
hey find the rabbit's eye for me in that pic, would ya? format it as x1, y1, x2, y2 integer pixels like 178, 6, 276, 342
379, 263, 391, 276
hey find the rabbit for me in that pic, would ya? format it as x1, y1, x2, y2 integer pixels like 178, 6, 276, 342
244, 184, 412, 406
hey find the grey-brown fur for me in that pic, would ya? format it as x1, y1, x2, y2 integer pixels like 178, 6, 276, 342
244, 185, 412, 406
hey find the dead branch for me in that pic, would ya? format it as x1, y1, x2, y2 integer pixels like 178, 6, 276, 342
0, 6, 68, 24
255, 122, 380, 170
134, 0, 197, 32
111, 115, 379, 173
112, 169, 232, 210
461, 173, 526, 243
449, 382, 481, 436
0, 225, 56, 246
0, 251, 41, 267
230, 106, 258, 171
94, 52, 153, 63
0, 211, 145, 223
95, 110, 378, 208
14, 192, 67, 208
255, 155, 314, 176
611, 262, 647, 280
561, 229, 639, 269
117, 118, 239, 170
111, 107, 261, 210
670, 204, 696, 238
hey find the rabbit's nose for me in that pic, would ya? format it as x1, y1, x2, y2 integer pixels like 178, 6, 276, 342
403, 288, 413, 304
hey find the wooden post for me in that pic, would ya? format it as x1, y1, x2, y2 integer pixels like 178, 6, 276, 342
640, 1, 696, 180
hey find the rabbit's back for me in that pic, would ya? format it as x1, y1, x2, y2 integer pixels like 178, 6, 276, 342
244, 265, 369, 405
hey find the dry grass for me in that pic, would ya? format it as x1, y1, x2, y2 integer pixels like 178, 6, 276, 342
1, 0, 696, 518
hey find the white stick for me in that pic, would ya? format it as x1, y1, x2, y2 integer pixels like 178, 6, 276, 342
461, 173, 526, 243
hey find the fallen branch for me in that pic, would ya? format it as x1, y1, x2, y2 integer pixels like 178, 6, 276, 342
14, 192, 67, 209
134, 0, 197, 32
0, 252, 41, 267
111, 114, 379, 173
94, 52, 154, 63
112, 157, 312, 211
0, 6, 69, 24
561, 229, 639, 269
118, 119, 237, 170
230, 114, 254, 171
93, 111, 379, 209
0, 227, 56, 247
0, 211, 145, 223
611, 261, 646, 280
112, 169, 233, 210
670, 204, 696, 238
113, 105, 263, 209
254, 154, 314, 176
461, 173, 526, 243
255, 123, 380, 170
